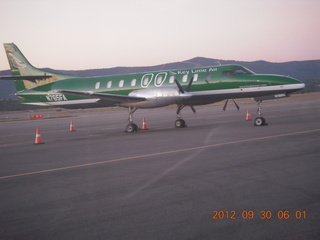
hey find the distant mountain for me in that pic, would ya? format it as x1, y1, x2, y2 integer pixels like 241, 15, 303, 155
0, 70, 16, 99
1, 57, 319, 100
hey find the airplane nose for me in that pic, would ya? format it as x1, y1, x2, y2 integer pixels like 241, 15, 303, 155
286, 76, 305, 91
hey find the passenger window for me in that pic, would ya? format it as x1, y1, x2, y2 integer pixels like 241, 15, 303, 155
141, 74, 153, 88
119, 80, 124, 87
107, 81, 112, 88
131, 79, 136, 87
143, 77, 149, 85
182, 74, 188, 83
95, 82, 100, 90
169, 76, 175, 83
154, 72, 167, 86
193, 74, 198, 82
206, 73, 211, 81
156, 76, 162, 85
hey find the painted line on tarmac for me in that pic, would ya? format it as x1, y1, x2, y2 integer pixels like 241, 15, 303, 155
1, 128, 320, 180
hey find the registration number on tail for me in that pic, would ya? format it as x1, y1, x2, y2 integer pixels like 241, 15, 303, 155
46, 94, 68, 102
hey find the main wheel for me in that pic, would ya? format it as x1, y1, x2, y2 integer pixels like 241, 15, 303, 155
254, 117, 266, 126
175, 119, 186, 128
126, 123, 138, 133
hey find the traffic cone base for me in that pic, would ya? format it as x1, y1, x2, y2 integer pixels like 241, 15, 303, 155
34, 127, 44, 144
140, 117, 148, 130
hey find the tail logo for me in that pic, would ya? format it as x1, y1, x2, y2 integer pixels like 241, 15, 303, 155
8, 53, 26, 69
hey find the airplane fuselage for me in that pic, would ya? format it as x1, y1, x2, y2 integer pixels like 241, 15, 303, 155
17, 65, 304, 109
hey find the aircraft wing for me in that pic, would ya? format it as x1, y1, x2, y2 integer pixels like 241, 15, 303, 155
55, 89, 146, 103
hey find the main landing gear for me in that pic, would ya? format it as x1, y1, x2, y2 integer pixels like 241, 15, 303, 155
126, 107, 138, 133
174, 104, 196, 128
175, 104, 187, 128
125, 105, 190, 132
254, 101, 267, 126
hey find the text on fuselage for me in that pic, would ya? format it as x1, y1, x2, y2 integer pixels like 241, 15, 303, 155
176, 68, 217, 75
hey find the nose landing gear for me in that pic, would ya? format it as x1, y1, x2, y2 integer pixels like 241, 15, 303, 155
254, 101, 267, 126
175, 104, 187, 128
174, 103, 196, 128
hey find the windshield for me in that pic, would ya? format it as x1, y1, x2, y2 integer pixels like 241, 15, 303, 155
222, 67, 255, 76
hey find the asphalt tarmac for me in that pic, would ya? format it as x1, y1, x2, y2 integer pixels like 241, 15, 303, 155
1, 97, 320, 240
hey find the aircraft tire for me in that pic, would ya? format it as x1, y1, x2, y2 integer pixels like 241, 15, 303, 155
254, 117, 266, 126
175, 119, 186, 128
126, 123, 138, 133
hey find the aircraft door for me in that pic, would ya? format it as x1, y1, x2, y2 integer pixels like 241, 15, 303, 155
141, 74, 154, 88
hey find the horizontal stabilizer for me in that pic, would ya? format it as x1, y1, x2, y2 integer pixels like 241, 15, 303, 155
54, 89, 146, 103
0, 75, 52, 81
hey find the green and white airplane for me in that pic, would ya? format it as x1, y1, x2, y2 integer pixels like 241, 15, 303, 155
1, 43, 305, 132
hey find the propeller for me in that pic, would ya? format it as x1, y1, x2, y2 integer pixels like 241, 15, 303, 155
223, 99, 240, 111
174, 78, 185, 93
174, 77, 196, 114
174, 77, 194, 93
186, 76, 194, 92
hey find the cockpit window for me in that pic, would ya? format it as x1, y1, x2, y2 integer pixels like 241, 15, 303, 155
222, 70, 235, 76
234, 68, 250, 75
222, 67, 254, 76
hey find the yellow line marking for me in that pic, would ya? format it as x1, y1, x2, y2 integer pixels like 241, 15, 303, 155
1, 128, 319, 180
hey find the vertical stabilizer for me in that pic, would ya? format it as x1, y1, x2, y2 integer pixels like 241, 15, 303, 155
3, 43, 76, 91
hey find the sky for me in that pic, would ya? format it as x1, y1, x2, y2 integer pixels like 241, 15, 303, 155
0, 0, 319, 71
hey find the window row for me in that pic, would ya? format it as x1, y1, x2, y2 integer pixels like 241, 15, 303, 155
95, 79, 136, 90
94, 73, 200, 90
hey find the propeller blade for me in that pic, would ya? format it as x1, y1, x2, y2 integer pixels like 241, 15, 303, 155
174, 78, 184, 93
185, 77, 194, 92
232, 99, 240, 110
223, 99, 229, 111
190, 105, 196, 114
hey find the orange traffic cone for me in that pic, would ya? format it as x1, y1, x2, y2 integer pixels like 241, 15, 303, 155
69, 120, 76, 132
140, 117, 148, 130
246, 109, 252, 121
34, 127, 44, 144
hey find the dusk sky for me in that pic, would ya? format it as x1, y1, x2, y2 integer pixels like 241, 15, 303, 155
0, 0, 319, 71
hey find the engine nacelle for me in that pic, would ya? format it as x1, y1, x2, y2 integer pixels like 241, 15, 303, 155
121, 87, 192, 108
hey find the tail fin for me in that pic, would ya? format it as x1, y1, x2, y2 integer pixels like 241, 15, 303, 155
3, 43, 76, 92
